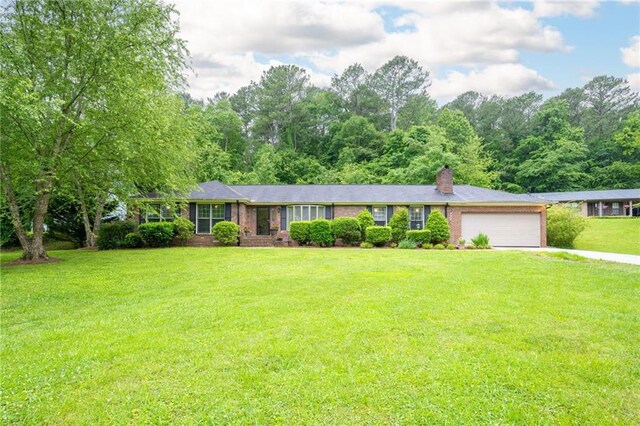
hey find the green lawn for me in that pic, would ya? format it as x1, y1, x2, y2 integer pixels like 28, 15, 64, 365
2, 248, 639, 424
573, 218, 640, 255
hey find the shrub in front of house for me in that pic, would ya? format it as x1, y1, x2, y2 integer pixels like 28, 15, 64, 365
332, 217, 361, 245
97, 220, 136, 250
433, 243, 445, 250
360, 241, 374, 248
546, 204, 587, 248
422, 243, 433, 249
173, 217, 195, 245
356, 209, 375, 241
123, 232, 143, 249
310, 219, 334, 247
388, 207, 409, 243
426, 210, 450, 244
398, 239, 417, 249
139, 222, 175, 247
365, 226, 391, 247
446, 243, 456, 250
289, 221, 311, 245
405, 230, 431, 247
212, 221, 239, 246
470, 232, 490, 249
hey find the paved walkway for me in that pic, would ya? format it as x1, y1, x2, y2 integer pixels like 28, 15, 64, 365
494, 247, 640, 266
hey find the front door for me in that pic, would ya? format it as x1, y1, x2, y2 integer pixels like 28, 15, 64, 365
257, 207, 270, 235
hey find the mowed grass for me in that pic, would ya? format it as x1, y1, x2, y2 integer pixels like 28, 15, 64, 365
573, 218, 640, 255
2, 248, 639, 424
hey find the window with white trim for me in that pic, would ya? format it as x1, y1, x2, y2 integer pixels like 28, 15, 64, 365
612, 202, 620, 215
372, 206, 387, 225
286, 205, 325, 228
409, 206, 423, 222
146, 204, 173, 222
196, 204, 225, 234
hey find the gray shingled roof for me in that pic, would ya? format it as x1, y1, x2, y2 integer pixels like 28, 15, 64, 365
187, 181, 546, 204
532, 189, 640, 202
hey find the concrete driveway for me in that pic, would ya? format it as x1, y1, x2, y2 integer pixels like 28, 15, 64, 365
494, 247, 640, 266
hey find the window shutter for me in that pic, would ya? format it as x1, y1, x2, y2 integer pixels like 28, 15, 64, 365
367, 206, 372, 213
189, 203, 196, 224
423, 205, 431, 226
386, 206, 393, 223
325, 206, 332, 220
280, 206, 287, 230
224, 203, 232, 222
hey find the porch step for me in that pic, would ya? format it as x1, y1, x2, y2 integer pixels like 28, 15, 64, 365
240, 235, 287, 247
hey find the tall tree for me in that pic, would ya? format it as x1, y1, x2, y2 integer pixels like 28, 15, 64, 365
371, 56, 430, 131
1, 0, 190, 259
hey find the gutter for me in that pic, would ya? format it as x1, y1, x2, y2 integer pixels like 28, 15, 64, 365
236, 200, 240, 247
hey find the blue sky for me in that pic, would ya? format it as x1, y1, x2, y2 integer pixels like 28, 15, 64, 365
174, 0, 640, 103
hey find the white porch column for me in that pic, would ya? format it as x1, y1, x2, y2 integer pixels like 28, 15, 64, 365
598, 201, 603, 217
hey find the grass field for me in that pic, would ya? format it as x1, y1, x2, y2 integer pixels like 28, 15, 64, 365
573, 218, 640, 255
2, 248, 639, 424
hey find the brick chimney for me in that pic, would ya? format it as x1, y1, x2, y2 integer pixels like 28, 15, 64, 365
436, 165, 454, 194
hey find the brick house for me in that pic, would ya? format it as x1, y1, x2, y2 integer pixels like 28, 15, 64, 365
135, 167, 549, 247
531, 189, 640, 217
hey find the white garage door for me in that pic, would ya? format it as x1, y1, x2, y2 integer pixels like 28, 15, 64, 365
461, 213, 541, 247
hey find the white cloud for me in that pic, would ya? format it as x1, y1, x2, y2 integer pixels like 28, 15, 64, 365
533, 0, 600, 17
621, 36, 640, 68
172, 1, 572, 100
627, 73, 640, 91
430, 64, 556, 101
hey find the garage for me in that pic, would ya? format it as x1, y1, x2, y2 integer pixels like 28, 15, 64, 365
461, 213, 541, 247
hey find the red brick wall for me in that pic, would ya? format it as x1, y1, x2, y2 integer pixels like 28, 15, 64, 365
447, 205, 547, 247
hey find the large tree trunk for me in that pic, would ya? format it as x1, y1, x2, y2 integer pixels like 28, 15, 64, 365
1, 167, 52, 261
77, 182, 107, 248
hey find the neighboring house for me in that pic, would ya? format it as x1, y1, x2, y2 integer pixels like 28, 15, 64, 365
532, 189, 640, 217
135, 167, 549, 247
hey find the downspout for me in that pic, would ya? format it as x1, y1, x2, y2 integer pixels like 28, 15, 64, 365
236, 200, 240, 246
444, 203, 449, 219
331, 203, 335, 219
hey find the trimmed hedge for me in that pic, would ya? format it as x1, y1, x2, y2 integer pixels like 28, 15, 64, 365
547, 205, 587, 248
289, 221, 311, 245
332, 217, 361, 245
97, 220, 136, 250
212, 221, 239, 246
123, 232, 143, 248
173, 217, 195, 245
426, 210, 450, 244
310, 219, 334, 247
356, 209, 375, 240
388, 207, 409, 243
365, 226, 391, 247
139, 222, 175, 247
405, 230, 431, 246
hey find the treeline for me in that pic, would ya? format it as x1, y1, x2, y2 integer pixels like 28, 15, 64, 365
187, 57, 639, 192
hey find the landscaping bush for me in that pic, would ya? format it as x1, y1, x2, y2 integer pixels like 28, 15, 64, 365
212, 221, 239, 246
458, 237, 466, 247
365, 226, 391, 247
405, 230, 431, 246
96, 220, 136, 250
356, 209, 375, 240
426, 210, 450, 244
422, 243, 433, 249
332, 217, 361, 245
289, 221, 311, 245
123, 232, 143, 249
310, 219, 334, 247
398, 239, 417, 249
471, 232, 490, 249
360, 241, 374, 249
446, 243, 456, 250
173, 217, 195, 245
388, 208, 409, 243
139, 222, 175, 247
547, 205, 587, 248
434, 243, 445, 250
